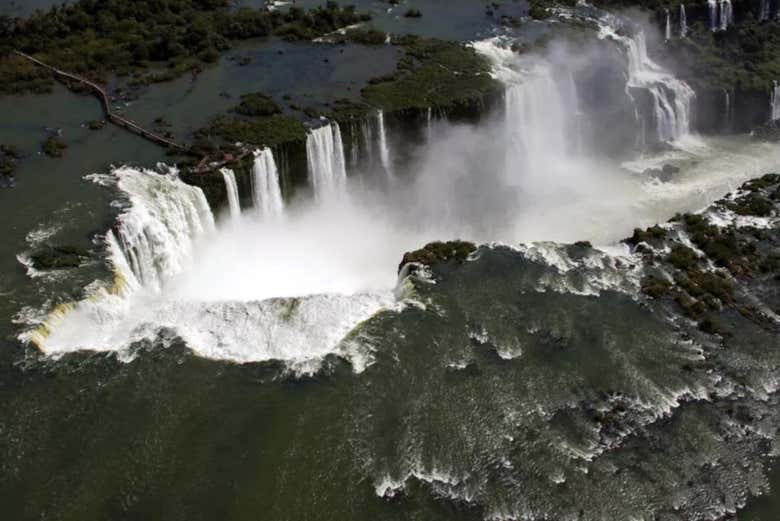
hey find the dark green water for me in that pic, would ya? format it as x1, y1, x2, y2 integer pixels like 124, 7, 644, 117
2, 243, 779, 519
118, 38, 399, 143
2, 2, 780, 520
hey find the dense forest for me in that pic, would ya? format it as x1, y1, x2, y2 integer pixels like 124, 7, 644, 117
0, 0, 371, 93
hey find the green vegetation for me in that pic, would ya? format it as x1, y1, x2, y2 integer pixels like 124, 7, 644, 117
235, 92, 282, 117
0, 0, 371, 94
333, 28, 388, 45
640, 274, 672, 299
0, 143, 19, 177
528, 1, 551, 20
636, 173, 780, 334
399, 240, 477, 272
625, 224, 667, 246
326, 98, 373, 122
527, 0, 577, 20
29, 245, 89, 270
198, 114, 307, 150
667, 244, 699, 271
42, 136, 67, 158
361, 36, 500, 114
658, 17, 780, 93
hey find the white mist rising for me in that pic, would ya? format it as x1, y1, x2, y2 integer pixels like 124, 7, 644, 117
25, 15, 780, 371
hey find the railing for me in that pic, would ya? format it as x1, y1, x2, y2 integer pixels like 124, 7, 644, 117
13, 50, 190, 153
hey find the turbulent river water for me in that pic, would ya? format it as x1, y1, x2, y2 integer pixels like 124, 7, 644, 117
2, 3, 780, 521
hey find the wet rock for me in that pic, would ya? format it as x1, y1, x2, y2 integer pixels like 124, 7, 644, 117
42, 136, 67, 158
645, 164, 680, 183
0, 144, 19, 179
29, 245, 89, 270
399, 240, 477, 273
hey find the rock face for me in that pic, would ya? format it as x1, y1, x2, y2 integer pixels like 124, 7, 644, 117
398, 240, 477, 273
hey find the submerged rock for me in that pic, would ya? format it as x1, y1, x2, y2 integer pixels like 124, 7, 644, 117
29, 245, 90, 270
644, 163, 680, 183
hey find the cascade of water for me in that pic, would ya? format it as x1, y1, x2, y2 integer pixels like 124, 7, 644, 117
723, 88, 731, 130
111, 167, 215, 293
252, 148, 284, 220
306, 122, 348, 199
220, 168, 241, 220
504, 66, 571, 178
377, 110, 393, 178
598, 18, 695, 144
361, 118, 374, 164
680, 5, 688, 37
719, 0, 732, 31
771, 81, 780, 122
472, 38, 580, 179
349, 123, 360, 171
708, 0, 718, 31
427, 107, 433, 141
760, 0, 770, 21
664, 9, 671, 41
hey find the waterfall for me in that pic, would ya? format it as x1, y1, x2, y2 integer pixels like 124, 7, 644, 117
723, 88, 731, 130
427, 107, 433, 141
664, 9, 671, 41
598, 18, 695, 145
361, 118, 374, 164
719, 0, 732, 31
306, 122, 348, 199
771, 81, 780, 122
220, 168, 241, 220
708, 0, 718, 31
349, 123, 360, 170
680, 5, 687, 37
472, 37, 580, 178
252, 148, 284, 220
377, 110, 393, 178
504, 65, 571, 178
111, 167, 215, 293
758, 0, 772, 22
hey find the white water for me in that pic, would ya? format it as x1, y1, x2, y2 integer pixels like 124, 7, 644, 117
24, 21, 780, 373
377, 110, 393, 179
252, 148, 285, 220
306, 123, 348, 199
110, 167, 215, 293
719, 0, 732, 31
504, 64, 572, 181
27, 166, 392, 374
771, 81, 780, 122
761, 0, 771, 21
597, 15, 695, 145
724, 88, 731, 130
708, 0, 718, 31
680, 5, 687, 37
664, 9, 671, 41
220, 168, 241, 220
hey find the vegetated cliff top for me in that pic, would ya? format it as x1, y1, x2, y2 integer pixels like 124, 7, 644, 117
0, 0, 371, 94
659, 18, 780, 93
